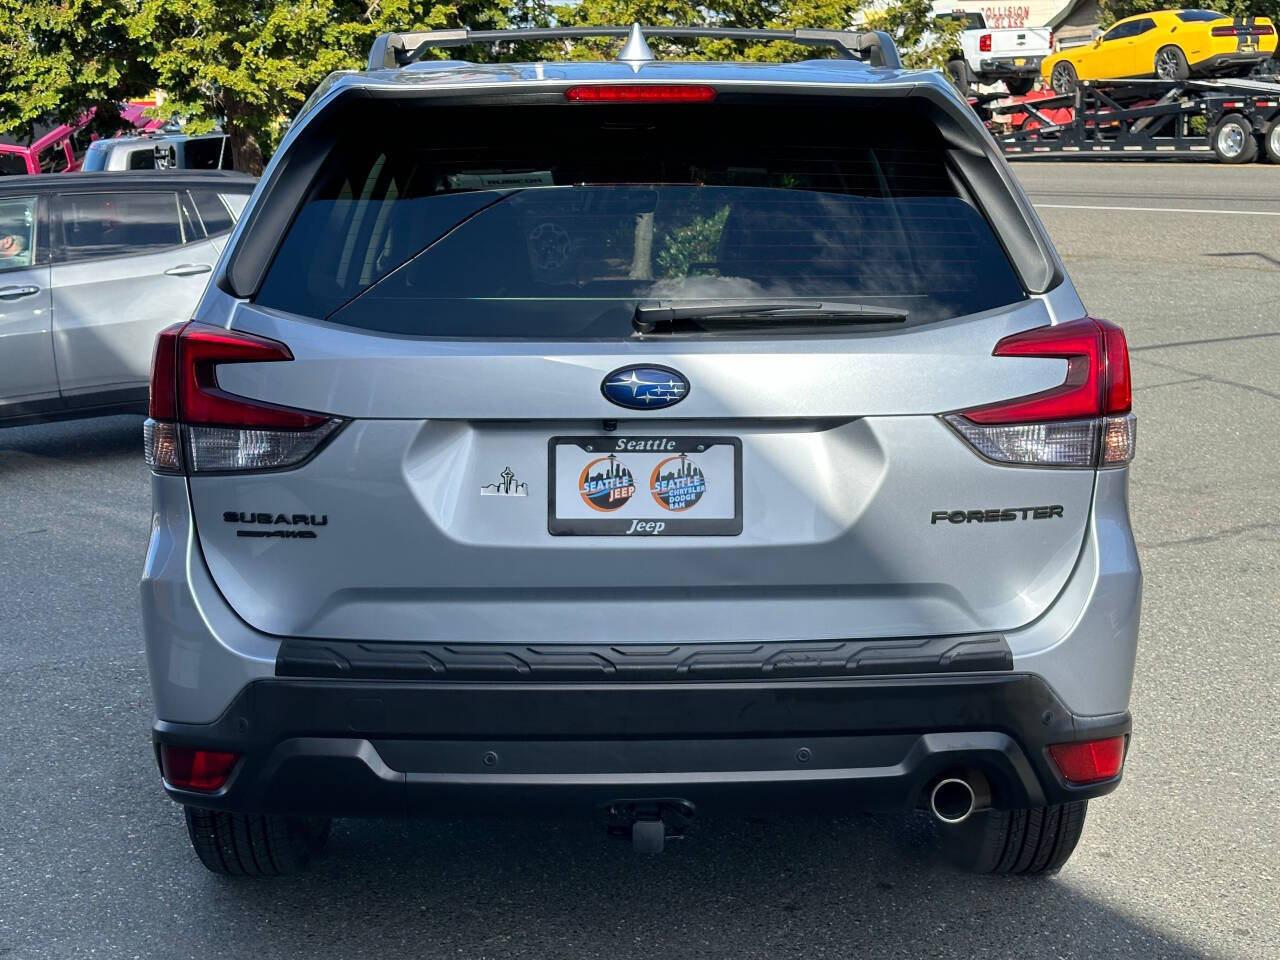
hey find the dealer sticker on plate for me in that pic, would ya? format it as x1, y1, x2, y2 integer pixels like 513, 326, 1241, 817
548, 436, 742, 536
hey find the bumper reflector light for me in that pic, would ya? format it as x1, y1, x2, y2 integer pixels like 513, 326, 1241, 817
1048, 736, 1126, 784
160, 745, 239, 792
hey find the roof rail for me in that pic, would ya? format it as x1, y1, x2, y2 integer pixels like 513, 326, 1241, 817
367, 23, 902, 72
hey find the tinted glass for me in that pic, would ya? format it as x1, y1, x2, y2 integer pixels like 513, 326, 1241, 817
1131, 18, 1156, 35
128, 148, 157, 170
178, 192, 201, 242
257, 103, 1025, 337
58, 192, 182, 262
69, 129, 93, 162
0, 196, 38, 270
190, 190, 236, 235
1176, 10, 1228, 21
0, 152, 29, 176
185, 137, 228, 169
39, 143, 70, 173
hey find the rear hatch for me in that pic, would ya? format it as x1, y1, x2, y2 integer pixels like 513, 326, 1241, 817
178, 89, 1097, 644
986, 28, 1052, 58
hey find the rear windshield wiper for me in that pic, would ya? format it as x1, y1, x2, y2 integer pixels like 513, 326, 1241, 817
632, 300, 909, 334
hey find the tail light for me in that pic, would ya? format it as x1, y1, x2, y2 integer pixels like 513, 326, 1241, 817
1048, 736, 1126, 784
979, 33, 993, 52
1213, 24, 1274, 36
145, 322, 342, 474
565, 84, 717, 103
944, 317, 1136, 468
1049, 30, 1055, 51
160, 744, 239, 792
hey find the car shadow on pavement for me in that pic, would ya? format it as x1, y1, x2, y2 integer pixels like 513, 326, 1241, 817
201, 812, 1214, 960
0, 414, 143, 463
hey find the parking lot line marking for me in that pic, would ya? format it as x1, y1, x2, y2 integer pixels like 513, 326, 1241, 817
1034, 203, 1280, 218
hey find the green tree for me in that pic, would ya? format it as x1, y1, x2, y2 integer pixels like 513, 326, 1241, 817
127, 1, 510, 174
0, 1, 152, 140
557, 0, 954, 66
1098, 0, 1280, 27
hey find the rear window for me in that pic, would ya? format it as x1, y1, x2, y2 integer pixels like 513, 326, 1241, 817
1176, 10, 1228, 21
190, 189, 237, 235
186, 136, 231, 170
256, 102, 1025, 337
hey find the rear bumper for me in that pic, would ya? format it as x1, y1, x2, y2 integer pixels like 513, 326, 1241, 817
154, 673, 1129, 818
977, 57, 1044, 77
1192, 50, 1274, 73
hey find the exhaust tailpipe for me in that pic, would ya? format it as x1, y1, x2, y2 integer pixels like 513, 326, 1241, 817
929, 777, 978, 825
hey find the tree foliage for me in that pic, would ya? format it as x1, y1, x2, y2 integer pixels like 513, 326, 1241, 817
0, 1, 149, 139
1, 0, 952, 172
1098, 0, 1280, 27
129, 1, 510, 172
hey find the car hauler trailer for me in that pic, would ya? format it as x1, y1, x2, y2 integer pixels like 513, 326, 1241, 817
989, 77, 1280, 164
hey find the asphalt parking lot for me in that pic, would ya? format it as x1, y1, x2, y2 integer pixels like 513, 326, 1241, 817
1, 161, 1277, 960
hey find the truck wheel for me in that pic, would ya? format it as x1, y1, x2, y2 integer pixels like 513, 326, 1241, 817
1050, 62, 1077, 95
1212, 113, 1259, 164
1265, 123, 1280, 163
939, 801, 1088, 875
1005, 77, 1035, 96
183, 806, 331, 876
947, 59, 972, 97
1154, 46, 1189, 81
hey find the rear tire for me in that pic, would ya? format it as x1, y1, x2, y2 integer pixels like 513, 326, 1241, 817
1050, 62, 1077, 95
1005, 77, 1035, 96
183, 806, 331, 876
1212, 113, 1259, 164
947, 59, 972, 97
939, 801, 1088, 875
1265, 123, 1280, 163
1154, 45, 1190, 81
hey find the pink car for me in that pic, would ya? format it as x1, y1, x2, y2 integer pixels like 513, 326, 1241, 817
0, 104, 165, 176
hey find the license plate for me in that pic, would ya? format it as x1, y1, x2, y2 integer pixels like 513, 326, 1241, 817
1015, 58, 1026, 66
548, 436, 742, 536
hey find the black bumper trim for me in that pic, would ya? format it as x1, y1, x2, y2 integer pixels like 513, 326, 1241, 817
275, 634, 1013, 682
155, 673, 1129, 818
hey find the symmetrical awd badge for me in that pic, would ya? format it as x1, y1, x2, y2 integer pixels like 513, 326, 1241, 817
601, 365, 689, 410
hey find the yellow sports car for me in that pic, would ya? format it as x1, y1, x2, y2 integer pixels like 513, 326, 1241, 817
1042, 9, 1277, 93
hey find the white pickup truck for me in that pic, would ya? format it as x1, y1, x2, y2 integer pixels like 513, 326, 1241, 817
934, 8, 1054, 96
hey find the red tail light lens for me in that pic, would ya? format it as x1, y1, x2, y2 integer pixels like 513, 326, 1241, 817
1212, 24, 1273, 36
144, 323, 342, 474
160, 744, 239, 792
944, 318, 1136, 468
962, 318, 1129, 424
1048, 736, 1126, 784
565, 84, 717, 103
178, 325, 327, 429
979, 33, 993, 52
149, 322, 184, 420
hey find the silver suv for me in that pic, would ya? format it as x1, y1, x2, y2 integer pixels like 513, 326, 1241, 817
0, 171, 254, 426
141, 25, 1140, 876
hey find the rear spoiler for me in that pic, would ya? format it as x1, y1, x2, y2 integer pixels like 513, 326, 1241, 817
367, 23, 902, 71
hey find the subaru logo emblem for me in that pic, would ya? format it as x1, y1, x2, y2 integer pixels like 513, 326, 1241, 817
601, 365, 690, 410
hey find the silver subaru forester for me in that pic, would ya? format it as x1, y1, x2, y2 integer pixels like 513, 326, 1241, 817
140, 24, 1140, 876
